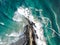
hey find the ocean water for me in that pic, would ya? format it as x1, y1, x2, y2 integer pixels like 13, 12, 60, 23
0, 0, 60, 45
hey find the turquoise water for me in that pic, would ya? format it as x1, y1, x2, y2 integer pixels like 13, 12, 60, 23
0, 0, 60, 45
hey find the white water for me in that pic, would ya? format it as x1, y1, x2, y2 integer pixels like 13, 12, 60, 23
13, 6, 47, 45
0, 5, 59, 45
0, 6, 47, 45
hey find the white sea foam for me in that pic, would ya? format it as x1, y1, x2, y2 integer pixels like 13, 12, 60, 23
12, 12, 22, 22
0, 22, 5, 25
16, 7, 47, 45
6, 32, 19, 37
5, 31, 25, 45
33, 22, 47, 45
12, 6, 47, 45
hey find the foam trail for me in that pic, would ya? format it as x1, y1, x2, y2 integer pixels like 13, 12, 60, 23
50, 8, 60, 33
